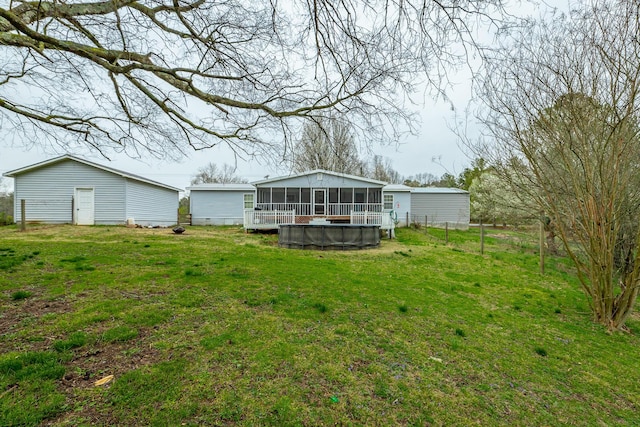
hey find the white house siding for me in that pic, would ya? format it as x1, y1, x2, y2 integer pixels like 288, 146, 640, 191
190, 190, 248, 225
410, 191, 470, 230
13, 159, 125, 224
125, 179, 178, 226
383, 191, 411, 227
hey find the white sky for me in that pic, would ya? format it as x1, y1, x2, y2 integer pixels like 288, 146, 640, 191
0, 0, 568, 194
0, 98, 469, 193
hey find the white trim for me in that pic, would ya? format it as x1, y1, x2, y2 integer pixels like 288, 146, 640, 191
74, 187, 95, 225
384, 194, 394, 210
187, 183, 255, 191
243, 193, 254, 209
313, 189, 327, 215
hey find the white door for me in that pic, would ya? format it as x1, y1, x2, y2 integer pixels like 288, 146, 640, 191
75, 188, 95, 225
313, 189, 326, 215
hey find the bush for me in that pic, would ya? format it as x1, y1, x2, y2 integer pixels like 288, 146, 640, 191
0, 212, 13, 226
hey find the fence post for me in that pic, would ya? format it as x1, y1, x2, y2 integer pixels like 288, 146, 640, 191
480, 219, 484, 255
445, 222, 449, 243
406, 212, 409, 227
20, 199, 26, 231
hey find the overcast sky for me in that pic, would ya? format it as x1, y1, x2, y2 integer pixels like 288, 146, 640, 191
0, 96, 470, 192
0, 0, 567, 194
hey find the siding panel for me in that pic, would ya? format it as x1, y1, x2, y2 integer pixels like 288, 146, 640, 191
190, 191, 246, 225
14, 160, 125, 224
125, 179, 179, 226
384, 191, 411, 226
410, 193, 470, 229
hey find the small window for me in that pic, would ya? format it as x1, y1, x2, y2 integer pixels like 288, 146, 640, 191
244, 193, 254, 209
384, 194, 394, 210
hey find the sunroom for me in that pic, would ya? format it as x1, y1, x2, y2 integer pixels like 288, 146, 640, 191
256, 186, 383, 216
246, 170, 391, 229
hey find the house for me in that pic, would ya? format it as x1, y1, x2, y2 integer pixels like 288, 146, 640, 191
3, 155, 181, 226
187, 169, 470, 232
187, 169, 396, 231
187, 183, 255, 225
252, 169, 387, 218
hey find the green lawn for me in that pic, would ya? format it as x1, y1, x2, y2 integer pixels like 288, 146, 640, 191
0, 225, 638, 426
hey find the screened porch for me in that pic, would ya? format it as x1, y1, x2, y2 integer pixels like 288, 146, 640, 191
255, 187, 383, 216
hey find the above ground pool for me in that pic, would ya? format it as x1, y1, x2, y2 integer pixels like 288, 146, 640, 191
278, 223, 380, 250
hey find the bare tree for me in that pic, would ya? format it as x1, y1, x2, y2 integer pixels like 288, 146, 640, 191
403, 172, 439, 187
367, 155, 401, 183
0, 1, 508, 160
191, 163, 247, 184
290, 117, 365, 175
474, 1, 640, 330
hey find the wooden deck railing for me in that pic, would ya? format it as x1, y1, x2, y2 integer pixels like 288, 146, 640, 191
350, 211, 395, 230
244, 208, 395, 232
244, 209, 295, 230
255, 203, 383, 216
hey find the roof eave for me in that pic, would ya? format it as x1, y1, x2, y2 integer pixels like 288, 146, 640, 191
252, 169, 387, 186
4, 154, 182, 192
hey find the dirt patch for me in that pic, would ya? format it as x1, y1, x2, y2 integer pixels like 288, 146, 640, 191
0, 296, 72, 351
2, 293, 164, 425
60, 327, 160, 391
44, 327, 163, 426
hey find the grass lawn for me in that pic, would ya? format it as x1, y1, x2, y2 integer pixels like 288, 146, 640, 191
1, 225, 639, 426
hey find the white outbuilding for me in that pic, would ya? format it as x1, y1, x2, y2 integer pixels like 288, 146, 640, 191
409, 187, 470, 229
3, 155, 181, 226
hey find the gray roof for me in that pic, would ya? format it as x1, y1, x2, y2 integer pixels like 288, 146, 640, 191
382, 184, 413, 192
410, 187, 469, 194
3, 154, 182, 192
251, 169, 387, 186
187, 183, 255, 191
